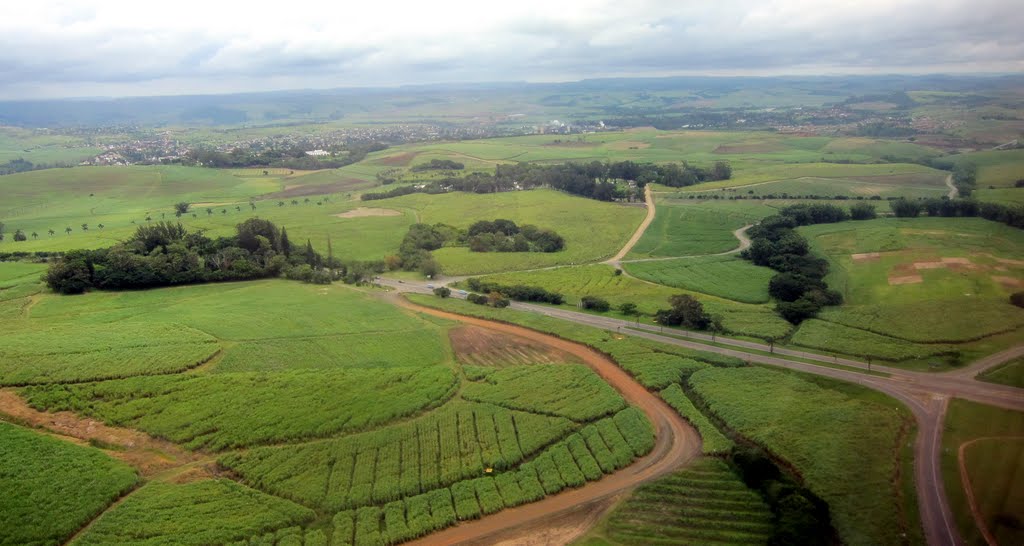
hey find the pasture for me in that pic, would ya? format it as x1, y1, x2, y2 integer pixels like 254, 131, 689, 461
689, 366, 919, 546
977, 357, 1024, 388
796, 217, 1024, 364
578, 458, 772, 546
941, 399, 1024, 546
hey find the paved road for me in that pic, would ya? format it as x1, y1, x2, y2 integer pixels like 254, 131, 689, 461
380, 277, 1024, 546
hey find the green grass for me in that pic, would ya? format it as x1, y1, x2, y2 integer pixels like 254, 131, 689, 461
625, 255, 774, 304
800, 217, 1024, 361
465, 264, 792, 340
578, 458, 772, 546
0, 322, 219, 385
0, 262, 47, 304
941, 399, 1024, 546
670, 162, 946, 192
790, 319, 955, 362
19, 280, 450, 374
75, 480, 315, 545
22, 365, 457, 450
627, 199, 774, 258
659, 384, 734, 454
689, 366, 916, 546
977, 357, 1024, 388
0, 422, 139, 546
462, 364, 626, 421
374, 189, 645, 274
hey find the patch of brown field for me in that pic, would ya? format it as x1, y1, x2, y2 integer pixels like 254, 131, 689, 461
374, 152, 419, 166
334, 207, 403, 218
891, 263, 919, 276
901, 229, 950, 236
914, 261, 946, 270
992, 276, 1024, 288
449, 325, 582, 367
0, 389, 200, 476
889, 275, 924, 285
166, 464, 218, 484
941, 257, 972, 265
264, 179, 367, 199
713, 142, 782, 154
191, 201, 236, 208
606, 140, 651, 150
994, 265, 1008, 272
996, 257, 1024, 267
850, 185, 888, 195
852, 252, 882, 262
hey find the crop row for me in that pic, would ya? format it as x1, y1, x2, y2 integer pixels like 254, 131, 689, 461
222, 401, 576, 511
330, 408, 655, 545
625, 255, 774, 304
461, 364, 626, 421
602, 458, 773, 546
659, 383, 734, 454
23, 366, 459, 450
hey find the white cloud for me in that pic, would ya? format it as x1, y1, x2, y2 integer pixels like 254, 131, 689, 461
0, 0, 1020, 98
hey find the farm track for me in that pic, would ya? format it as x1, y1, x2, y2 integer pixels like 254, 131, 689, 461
384, 279, 1024, 546
393, 296, 702, 546
946, 174, 958, 199
605, 186, 655, 267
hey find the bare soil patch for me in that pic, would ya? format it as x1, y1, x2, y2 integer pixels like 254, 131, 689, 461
0, 389, 200, 476
449, 325, 582, 367
852, 252, 882, 262
335, 207, 403, 219
914, 262, 945, 270
889, 275, 924, 285
264, 180, 366, 199
374, 152, 419, 166
942, 257, 972, 265
992, 276, 1024, 289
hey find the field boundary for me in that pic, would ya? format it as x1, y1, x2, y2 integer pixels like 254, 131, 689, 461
957, 435, 1024, 546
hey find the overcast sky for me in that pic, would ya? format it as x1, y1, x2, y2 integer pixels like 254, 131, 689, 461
1, 0, 1021, 99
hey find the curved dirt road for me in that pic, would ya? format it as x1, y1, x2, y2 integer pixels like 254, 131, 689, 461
605, 185, 655, 266
946, 174, 959, 199
395, 298, 702, 546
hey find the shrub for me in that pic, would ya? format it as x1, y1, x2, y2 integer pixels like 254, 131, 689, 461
433, 286, 451, 298
580, 295, 611, 312
849, 202, 877, 220
891, 199, 922, 217
1011, 291, 1024, 308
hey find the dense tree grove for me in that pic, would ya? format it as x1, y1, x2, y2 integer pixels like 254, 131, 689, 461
363, 160, 731, 202
464, 279, 565, 304
741, 204, 846, 324
186, 141, 388, 170
890, 197, 1024, 229
389, 220, 564, 277
411, 159, 464, 172
44, 220, 337, 294
655, 294, 711, 329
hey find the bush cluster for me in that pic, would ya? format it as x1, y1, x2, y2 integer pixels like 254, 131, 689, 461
467, 220, 564, 253
892, 197, 1024, 229
465, 278, 565, 304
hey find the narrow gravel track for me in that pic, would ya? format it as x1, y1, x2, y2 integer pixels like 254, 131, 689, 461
395, 297, 702, 546
604, 185, 655, 266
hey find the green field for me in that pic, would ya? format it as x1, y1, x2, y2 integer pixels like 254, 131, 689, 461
465, 264, 792, 340
627, 199, 775, 258
689, 366, 919, 546
941, 399, 1024, 546
625, 255, 775, 303
977, 357, 1024, 388
0, 422, 139, 546
796, 217, 1024, 364
577, 458, 772, 546
75, 480, 316, 545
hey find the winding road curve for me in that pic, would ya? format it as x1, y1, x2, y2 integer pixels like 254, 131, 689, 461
383, 277, 1024, 546
394, 297, 701, 546
604, 185, 656, 267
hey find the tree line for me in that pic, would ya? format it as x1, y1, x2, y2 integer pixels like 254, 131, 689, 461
363, 160, 731, 203
741, 204, 853, 325
185, 141, 388, 170
43, 219, 345, 294
891, 197, 1024, 229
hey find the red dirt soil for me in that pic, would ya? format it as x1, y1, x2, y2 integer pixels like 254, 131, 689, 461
396, 297, 701, 546
448, 325, 582, 367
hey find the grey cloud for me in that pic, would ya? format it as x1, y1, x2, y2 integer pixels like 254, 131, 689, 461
0, 0, 1020, 99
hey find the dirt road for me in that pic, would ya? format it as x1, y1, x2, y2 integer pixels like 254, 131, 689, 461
604, 185, 655, 266
395, 298, 702, 546
386, 280, 1024, 546
946, 173, 958, 199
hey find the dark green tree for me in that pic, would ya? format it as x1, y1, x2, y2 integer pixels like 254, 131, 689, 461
174, 202, 190, 214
